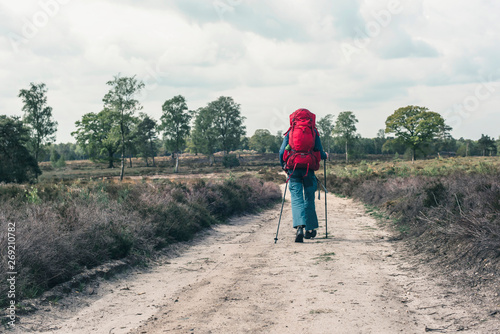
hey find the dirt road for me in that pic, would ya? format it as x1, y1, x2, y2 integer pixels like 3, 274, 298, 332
14, 189, 497, 333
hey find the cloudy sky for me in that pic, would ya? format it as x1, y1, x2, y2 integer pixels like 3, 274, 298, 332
1, 0, 500, 143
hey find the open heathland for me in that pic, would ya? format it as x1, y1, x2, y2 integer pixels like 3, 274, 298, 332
0, 175, 281, 308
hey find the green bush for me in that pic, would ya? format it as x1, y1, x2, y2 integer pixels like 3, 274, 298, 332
223, 154, 240, 168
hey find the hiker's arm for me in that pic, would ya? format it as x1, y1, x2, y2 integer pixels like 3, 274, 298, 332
279, 134, 289, 168
314, 132, 328, 160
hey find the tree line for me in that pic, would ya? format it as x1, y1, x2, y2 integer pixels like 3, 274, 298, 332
1, 75, 500, 183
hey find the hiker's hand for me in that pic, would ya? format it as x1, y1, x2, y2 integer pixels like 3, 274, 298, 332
325, 153, 329, 160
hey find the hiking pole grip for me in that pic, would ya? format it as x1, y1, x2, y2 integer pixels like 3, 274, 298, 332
274, 182, 288, 243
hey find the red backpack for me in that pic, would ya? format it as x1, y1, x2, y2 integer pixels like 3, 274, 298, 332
283, 108, 321, 174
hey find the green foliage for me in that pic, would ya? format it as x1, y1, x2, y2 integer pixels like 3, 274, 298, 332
134, 113, 158, 166
160, 95, 192, 154
208, 96, 246, 154
18, 82, 58, 161
316, 114, 335, 155
249, 129, 280, 153
222, 154, 240, 168
192, 106, 219, 160
72, 109, 121, 168
385, 105, 450, 161
333, 111, 358, 162
0, 115, 41, 183
477, 134, 497, 156
25, 186, 41, 204
102, 74, 145, 180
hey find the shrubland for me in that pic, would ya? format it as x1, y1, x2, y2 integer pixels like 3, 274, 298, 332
0, 176, 281, 307
325, 156, 500, 283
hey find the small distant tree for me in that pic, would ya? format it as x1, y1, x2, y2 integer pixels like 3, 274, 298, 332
333, 111, 358, 163
72, 109, 120, 168
317, 114, 335, 159
385, 105, 449, 162
159, 95, 192, 173
249, 129, 276, 153
478, 134, 497, 156
18, 82, 58, 161
373, 129, 386, 155
209, 96, 246, 154
0, 115, 41, 183
192, 107, 219, 165
102, 74, 145, 180
135, 113, 158, 167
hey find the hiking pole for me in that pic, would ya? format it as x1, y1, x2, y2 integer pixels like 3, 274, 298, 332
274, 182, 288, 244
324, 160, 328, 239
315, 177, 328, 239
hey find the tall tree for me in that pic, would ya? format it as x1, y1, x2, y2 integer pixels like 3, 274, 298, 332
333, 111, 358, 163
0, 115, 41, 183
160, 95, 192, 172
72, 109, 121, 168
191, 107, 219, 165
134, 113, 158, 167
102, 75, 145, 180
209, 96, 246, 154
18, 82, 58, 161
374, 129, 386, 154
317, 114, 335, 160
385, 105, 449, 162
477, 134, 497, 156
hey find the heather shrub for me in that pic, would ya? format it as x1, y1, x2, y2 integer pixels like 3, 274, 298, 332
326, 168, 500, 276
0, 177, 280, 306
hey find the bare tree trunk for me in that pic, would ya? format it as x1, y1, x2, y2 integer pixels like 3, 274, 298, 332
120, 129, 125, 181
149, 139, 156, 167
345, 141, 348, 163
174, 153, 179, 173
129, 155, 132, 168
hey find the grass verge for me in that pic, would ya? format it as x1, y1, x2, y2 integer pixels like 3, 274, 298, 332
0, 176, 281, 307
325, 157, 500, 284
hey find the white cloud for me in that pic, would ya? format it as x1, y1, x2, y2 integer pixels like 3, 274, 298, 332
0, 0, 499, 142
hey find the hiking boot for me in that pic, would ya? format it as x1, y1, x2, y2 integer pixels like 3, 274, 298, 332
305, 230, 317, 239
295, 226, 304, 243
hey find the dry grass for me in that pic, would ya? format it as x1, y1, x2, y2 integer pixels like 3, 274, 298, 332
325, 156, 500, 284
0, 176, 281, 307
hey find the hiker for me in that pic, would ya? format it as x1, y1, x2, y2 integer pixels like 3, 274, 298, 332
279, 108, 328, 243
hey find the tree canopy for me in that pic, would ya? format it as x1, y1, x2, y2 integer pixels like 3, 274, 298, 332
160, 95, 192, 154
249, 129, 280, 153
191, 106, 219, 164
102, 74, 144, 180
18, 82, 58, 161
317, 114, 335, 157
72, 109, 121, 168
0, 115, 41, 183
209, 96, 246, 154
333, 111, 358, 163
385, 105, 449, 162
134, 113, 158, 167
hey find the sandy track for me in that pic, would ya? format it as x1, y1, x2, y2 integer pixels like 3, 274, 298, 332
13, 190, 497, 333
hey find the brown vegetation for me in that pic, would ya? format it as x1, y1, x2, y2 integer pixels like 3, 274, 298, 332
0, 177, 281, 307
325, 157, 500, 287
